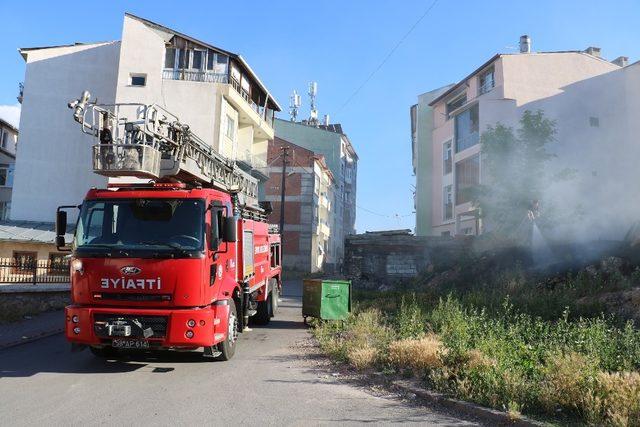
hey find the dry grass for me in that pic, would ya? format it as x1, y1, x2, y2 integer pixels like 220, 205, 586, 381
591, 371, 640, 426
347, 345, 378, 370
539, 352, 598, 415
388, 334, 444, 372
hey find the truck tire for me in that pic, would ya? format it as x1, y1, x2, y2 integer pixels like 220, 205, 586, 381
215, 301, 238, 361
253, 290, 273, 325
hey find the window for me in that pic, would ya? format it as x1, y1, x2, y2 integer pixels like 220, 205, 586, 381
225, 115, 235, 140
0, 128, 7, 149
446, 94, 467, 119
164, 47, 176, 69
74, 199, 205, 254
206, 50, 229, 73
455, 155, 480, 205
0, 201, 10, 220
48, 253, 68, 275
130, 74, 146, 87
443, 185, 453, 221
590, 117, 600, 127
478, 67, 495, 95
13, 251, 37, 275
0, 165, 9, 186
178, 48, 188, 69
441, 230, 451, 237
455, 104, 479, 152
461, 227, 473, 235
443, 141, 452, 175
270, 244, 280, 268
191, 50, 205, 70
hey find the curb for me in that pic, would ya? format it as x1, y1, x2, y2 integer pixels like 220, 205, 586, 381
391, 379, 545, 426
0, 328, 64, 351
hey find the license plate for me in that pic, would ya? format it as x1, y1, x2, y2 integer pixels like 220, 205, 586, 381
112, 338, 150, 349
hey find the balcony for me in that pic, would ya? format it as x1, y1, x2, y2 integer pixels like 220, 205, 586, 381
237, 149, 267, 170
162, 68, 274, 137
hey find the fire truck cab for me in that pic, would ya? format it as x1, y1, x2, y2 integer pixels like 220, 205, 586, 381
57, 182, 282, 361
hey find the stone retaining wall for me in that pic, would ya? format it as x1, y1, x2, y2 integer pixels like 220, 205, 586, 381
344, 230, 471, 290
0, 284, 70, 323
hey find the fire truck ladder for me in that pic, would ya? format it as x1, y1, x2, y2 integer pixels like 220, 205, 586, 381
68, 91, 260, 208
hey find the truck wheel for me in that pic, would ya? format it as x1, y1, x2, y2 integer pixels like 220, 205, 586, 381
215, 301, 238, 361
253, 289, 273, 325
90, 346, 117, 358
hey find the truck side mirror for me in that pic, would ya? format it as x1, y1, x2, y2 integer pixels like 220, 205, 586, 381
55, 205, 78, 252
56, 210, 67, 236
223, 216, 237, 243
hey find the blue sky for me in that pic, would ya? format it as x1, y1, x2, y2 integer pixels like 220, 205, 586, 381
1, 0, 639, 232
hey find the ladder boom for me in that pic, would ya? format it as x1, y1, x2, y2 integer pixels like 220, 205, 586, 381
68, 91, 260, 207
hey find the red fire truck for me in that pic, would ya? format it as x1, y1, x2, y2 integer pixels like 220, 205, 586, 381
56, 92, 282, 360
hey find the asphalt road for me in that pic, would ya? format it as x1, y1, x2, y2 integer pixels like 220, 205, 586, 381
0, 281, 477, 426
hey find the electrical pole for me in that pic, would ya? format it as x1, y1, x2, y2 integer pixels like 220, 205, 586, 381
279, 145, 290, 243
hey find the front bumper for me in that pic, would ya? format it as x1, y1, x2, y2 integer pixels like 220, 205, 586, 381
65, 304, 230, 348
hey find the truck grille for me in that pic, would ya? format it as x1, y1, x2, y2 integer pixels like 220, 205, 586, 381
98, 293, 172, 302
93, 314, 168, 338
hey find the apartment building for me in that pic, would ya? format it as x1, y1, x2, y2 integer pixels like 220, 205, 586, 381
412, 36, 639, 239
265, 137, 334, 272
12, 13, 280, 222
0, 118, 17, 220
274, 119, 357, 269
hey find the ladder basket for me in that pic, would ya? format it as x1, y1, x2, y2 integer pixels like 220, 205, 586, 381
92, 144, 162, 178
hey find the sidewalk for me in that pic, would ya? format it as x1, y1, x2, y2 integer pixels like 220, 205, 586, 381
0, 310, 64, 350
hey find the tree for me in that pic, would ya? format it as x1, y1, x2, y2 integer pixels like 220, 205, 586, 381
475, 110, 566, 240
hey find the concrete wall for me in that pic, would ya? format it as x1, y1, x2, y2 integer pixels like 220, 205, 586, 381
0, 241, 62, 260
0, 285, 69, 323
344, 230, 468, 290
12, 42, 120, 222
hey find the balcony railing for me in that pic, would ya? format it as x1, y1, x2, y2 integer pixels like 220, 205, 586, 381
163, 69, 229, 84
237, 149, 267, 170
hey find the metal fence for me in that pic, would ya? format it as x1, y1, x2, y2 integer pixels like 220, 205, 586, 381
0, 257, 70, 284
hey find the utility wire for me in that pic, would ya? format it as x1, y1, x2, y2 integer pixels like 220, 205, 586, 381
338, 0, 440, 112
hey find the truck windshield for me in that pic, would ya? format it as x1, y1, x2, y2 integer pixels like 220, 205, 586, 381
75, 199, 205, 255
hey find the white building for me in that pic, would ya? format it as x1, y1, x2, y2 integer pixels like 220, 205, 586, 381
13, 13, 281, 222
0, 118, 17, 220
412, 37, 640, 240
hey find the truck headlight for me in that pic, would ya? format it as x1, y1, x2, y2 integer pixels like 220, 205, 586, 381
73, 327, 81, 334
71, 259, 83, 275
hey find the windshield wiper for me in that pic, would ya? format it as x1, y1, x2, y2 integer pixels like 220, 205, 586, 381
78, 244, 129, 257
138, 241, 190, 256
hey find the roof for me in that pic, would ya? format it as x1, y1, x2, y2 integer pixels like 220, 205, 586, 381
275, 118, 359, 160
0, 117, 18, 134
124, 13, 282, 112
428, 51, 620, 106
318, 123, 344, 134
17, 13, 282, 112
19, 41, 116, 61
0, 221, 75, 244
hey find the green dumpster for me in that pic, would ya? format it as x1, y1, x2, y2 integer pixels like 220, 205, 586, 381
302, 279, 351, 322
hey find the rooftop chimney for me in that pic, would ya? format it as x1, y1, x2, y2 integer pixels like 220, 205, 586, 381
519, 35, 531, 53
612, 56, 628, 67
323, 114, 330, 126
585, 46, 601, 58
